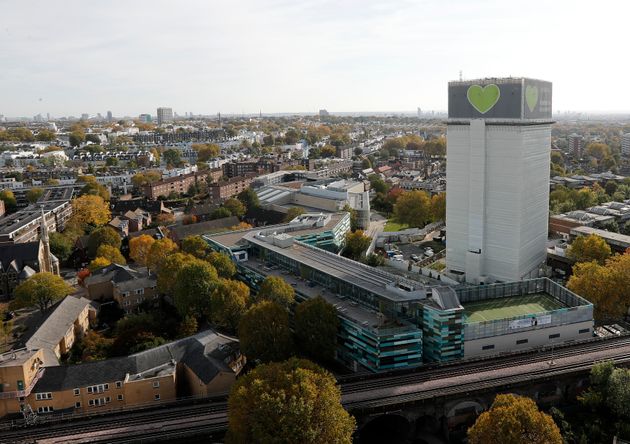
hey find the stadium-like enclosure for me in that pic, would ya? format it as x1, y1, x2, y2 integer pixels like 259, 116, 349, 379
457, 278, 594, 358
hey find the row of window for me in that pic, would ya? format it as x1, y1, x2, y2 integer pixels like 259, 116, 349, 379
35, 392, 52, 400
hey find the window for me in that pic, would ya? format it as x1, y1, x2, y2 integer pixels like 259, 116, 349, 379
75, 402, 81, 409
122, 292, 130, 298
37, 406, 53, 413
73, 388, 80, 396
117, 394, 124, 401
86, 384, 108, 394
135, 288, 144, 295
579, 328, 590, 334
154, 394, 160, 400
516, 339, 528, 345
152, 381, 160, 388
482, 344, 495, 350
89, 397, 109, 407
35, 392, 52, 400
115, 381, 122, 389
549, 333, 560, 339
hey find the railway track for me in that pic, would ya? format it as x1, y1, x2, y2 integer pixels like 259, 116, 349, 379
3, 336, 630, 443
341, 335, 630, 394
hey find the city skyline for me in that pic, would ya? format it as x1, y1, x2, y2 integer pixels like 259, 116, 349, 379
2, 0, 630, 116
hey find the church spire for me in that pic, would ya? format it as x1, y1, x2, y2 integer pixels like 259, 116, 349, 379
39, 205, 52, 273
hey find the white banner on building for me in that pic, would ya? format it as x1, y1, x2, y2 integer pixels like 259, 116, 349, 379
508, 315, 552, 330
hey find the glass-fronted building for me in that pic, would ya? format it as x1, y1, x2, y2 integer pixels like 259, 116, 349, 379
204, 212, 595, 372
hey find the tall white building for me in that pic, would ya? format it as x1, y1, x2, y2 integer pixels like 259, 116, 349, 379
622, 133, 630, 157
157, 107, 173, 125
445, 77, 553, 284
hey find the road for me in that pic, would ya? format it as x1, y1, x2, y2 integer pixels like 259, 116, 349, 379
365, 213, 386, 255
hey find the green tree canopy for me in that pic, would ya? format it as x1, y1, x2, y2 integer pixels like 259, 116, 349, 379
206, 251, 236, 279
156, 252, 196, 295
237, 187, 259, 211
210, 278, 250, 332
0, 189, 17, 212
88, 226, 122, 258
13, 272, 74, 313
181, 235, 210, 259
173, 259, 219, 318
342, 230, 371, 261
255, 276, 295, 308
238, 301, 293, 363
223, 198, 246, 218
49, 232, 73, 262
26, 187, 44, 204
227, 358, 355, 444
393, 190, 432, 228
294, 296, 340, 363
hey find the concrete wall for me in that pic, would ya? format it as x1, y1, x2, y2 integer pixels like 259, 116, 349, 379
463, 320, 593, 358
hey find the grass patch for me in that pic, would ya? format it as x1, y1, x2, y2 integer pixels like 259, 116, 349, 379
463, 294, 565, 323
384, 220, 409, 232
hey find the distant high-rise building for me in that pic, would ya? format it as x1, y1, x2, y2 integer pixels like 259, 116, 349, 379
138, 114, 152, 123
622, 133, 630, 157
46, 113, 50, 121
417, 107, 422, 118
319, 109, 329, 117
157, 107, 173, 125
81, 113, 89, 120
568, 133, 584, 158
107, 111, 113, 122
446, 77, 553, 284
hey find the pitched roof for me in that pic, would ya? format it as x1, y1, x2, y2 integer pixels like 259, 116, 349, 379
32, 330, 240, 392
0, 241, 40, 271
84, 264, 154, 288
25, 296, 92, 365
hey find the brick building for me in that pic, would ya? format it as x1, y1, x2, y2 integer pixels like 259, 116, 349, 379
142, 172, 207, 200
208, 174, 256, 203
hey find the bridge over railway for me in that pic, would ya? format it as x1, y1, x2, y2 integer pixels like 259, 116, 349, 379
2, 335, 630, 444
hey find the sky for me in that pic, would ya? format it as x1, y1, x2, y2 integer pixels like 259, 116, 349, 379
1, 0, 629, 117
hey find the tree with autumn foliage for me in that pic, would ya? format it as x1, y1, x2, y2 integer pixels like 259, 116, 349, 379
156, 252, 196, 295
70, 195, 110, 228
146, 237, 178, 272
467, 394, 562, 444
95, 244, 126, 265
567, 234, 612, 264
129, 234, 155, 268
12, 272, 74, 313
226, 358, 355, 444
567, 253, 630, 322
88, 257, 112, 272
206, 251, 236, 278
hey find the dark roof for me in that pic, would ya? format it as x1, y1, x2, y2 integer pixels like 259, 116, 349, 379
84, 263, 155, 288
113, 198, 168, 215
33, 330, 240, 392
168, 217, 239, 241
0, 241, 40, 271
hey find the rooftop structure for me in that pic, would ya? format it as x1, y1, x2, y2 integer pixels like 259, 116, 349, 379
0, 201, 72, 244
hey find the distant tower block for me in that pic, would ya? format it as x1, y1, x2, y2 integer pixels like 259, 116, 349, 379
157, 107, 174, 125
445, 78, 553, 284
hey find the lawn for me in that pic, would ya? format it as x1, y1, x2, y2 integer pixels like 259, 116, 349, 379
463, 294, 565, 323
384, 220, 409, 232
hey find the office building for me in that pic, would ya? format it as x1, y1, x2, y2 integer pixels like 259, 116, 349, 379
157, 107, 173, 125
138, 114, 152, 123
204, 213, 593, 372
622, 133, 630, 157
106, 111, 113, 122
568, 133, 584, 157
445, 77, 553, 284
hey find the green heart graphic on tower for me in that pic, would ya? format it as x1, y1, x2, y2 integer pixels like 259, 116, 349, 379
525, 85, 539, 112
467, 84, 500, 114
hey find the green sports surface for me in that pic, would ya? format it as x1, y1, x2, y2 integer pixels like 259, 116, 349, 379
463, 294, 565, 323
